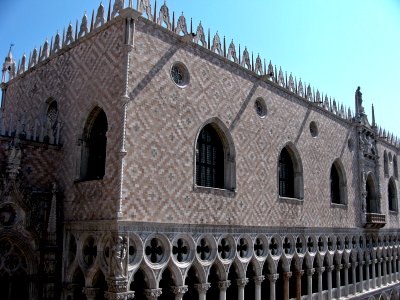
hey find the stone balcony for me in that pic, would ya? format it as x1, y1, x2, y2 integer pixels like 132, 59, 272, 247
364, 213, 386, 229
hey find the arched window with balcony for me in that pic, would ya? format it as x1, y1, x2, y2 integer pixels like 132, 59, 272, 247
80, 107, 108, 180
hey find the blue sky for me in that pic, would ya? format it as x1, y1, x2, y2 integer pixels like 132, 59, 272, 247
1, 0, 399, 137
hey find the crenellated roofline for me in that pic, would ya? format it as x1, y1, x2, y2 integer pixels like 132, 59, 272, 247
1, 0, 399, 149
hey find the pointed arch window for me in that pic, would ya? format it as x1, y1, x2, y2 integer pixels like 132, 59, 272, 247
366, 174, 378, 213
80, 108, 108, 180
279, 148, 294, 198
196, 124, 224, 188
330, 160, 347, 205
384, 150, 389, 177
394, 155, 398, 179
388, 178, 398, 212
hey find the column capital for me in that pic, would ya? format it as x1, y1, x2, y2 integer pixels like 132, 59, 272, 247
373, 259, 378, 264
316, 267, 325, 274
335, 264, 343, 271
326, 265, 335, 272
144, 288, 162, 300
236, 278, 249, 287
305, 268, 315, 276
217, 280, 231, 291
170, 285, 188, 296
344, 263, 352, 269
83, 287, 101, 300
194, 283, 211, 294
267, 273, 279, 283
283, 271, 292, 279
352, 261, 359, 267
253, 275, 265, 284
295, 270, 304, 278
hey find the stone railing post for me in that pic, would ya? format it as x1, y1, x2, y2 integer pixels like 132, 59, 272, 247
236, 278, 249, 300
382, 258, 387, 285
388, 257, 393, 283
144, 288, 162, 300
171, 286, 188, 300
267, 273, 279, 300
194, 283, 210, 300
218, 280, 231, 300
364, 261, 369, 291
106, 279, 135, 300
283, 272, 292, 300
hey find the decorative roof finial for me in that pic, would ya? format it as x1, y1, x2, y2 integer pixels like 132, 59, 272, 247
371, 103, 376, 128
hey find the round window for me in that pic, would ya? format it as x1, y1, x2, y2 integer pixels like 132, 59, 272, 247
170, 62, 189, 88
309, 121, 318, 138
254, 98, 267, 118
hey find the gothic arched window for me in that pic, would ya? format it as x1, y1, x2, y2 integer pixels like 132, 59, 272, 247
388, 178, 398, 212
366, 174, 378, 213
384, 150, 389, 177
330, 160, 347, 205
196, 124, 224, 188
80, 108, 108, 180
394, 155, 398, 179
279, 148, 294, 198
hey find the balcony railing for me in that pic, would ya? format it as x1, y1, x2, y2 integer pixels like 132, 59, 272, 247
364, 213, 386, 228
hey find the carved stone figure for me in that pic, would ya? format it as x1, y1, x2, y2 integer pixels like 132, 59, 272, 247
111, 0, 124, 18
110, 235, 127, 279
194, 22, 207, 47
227, 40, 237, 63
355, 86, 365, 115
157, 1, 171, 30
175, 13, 188, 36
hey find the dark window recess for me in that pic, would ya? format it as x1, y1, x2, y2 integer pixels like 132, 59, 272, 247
279, 148, 294, 198
330, 164, 341, 204
196, 124, 224, 188
388, 181, 397, 211
85, 109, 108, 180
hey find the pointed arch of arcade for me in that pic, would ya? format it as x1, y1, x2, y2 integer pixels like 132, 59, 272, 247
278, 142, 304, 200
194, 117, 236, 191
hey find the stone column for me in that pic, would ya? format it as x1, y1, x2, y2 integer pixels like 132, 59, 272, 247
377, 258, 382, 287
397, 257, 400, 281
305, 268, 315, 298
295, 270, 304, 300
253, 276, 265, 300
171, 286, 188, 300
194, 283, 210, 300
62, 283, 80, 300
343, 263, 350, 297
365, 261, 370, 291
326, 266, 334, 300
144, 288, 162, 300
335, 264, 342, 299
236, 278, 249, 300
218, 280, 231, 300
267, 273, 279, 300
371, 259, 377, 289
351, 262, 357, 295
388, 257, 393, 283
382, 258, 387, 285
83, 288, 101, 300
316, 267, 324, 300
282, 272, 292, 300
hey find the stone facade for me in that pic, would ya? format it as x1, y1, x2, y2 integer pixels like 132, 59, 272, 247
0, 1, 400, 299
